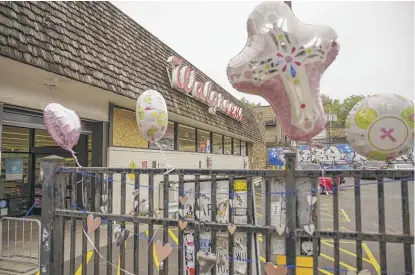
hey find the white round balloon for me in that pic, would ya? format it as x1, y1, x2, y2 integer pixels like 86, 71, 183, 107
346, 94, 414, 161
136, 90, 168, 143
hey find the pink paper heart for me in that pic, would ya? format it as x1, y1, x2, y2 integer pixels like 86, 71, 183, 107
178, 219, 188, 230
154, 240, 173, 262
264, 262, 288, 275
87, 214, 101, 234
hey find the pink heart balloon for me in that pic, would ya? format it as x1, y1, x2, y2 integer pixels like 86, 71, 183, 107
43, 103, 81, 152
227, 2, 339, 141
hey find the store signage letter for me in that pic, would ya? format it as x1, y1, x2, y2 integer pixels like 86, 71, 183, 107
167, 56, 243, 120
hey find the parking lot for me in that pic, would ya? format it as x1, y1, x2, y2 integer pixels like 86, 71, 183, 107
61, 178, 413, 275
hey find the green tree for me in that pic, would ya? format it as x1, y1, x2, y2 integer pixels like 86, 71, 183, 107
240, 97, 261, 107
321, 94, 342, 128
339, 95, 365, 127
321, 94, 365, 128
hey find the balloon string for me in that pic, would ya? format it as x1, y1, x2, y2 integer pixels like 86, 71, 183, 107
155, 142, 175, 175
71, 149, 86, 208
71, 150, 82, 168
82, 229, 135, 275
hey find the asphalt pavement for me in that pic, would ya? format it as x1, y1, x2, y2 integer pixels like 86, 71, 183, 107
61, 178, 414, 275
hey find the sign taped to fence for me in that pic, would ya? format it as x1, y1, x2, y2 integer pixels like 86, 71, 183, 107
180, 178, 257, 275
271, 200, 287, 254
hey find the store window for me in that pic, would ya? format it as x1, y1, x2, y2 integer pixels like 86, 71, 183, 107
150, 122, 175, 151
0, 126, 32, 216
234, 139, 241, 156
213, 134, 223, 154
241, 141, 247, 156
178, 124, 196, 152
2, 126, 30, 152
224, 137, 232, 155
112, 107, 148, 148
35, 129, 57, 147
1, 153, 31, 197
197, 130, 210, 153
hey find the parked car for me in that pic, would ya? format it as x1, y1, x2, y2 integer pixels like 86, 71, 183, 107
297, 162, 344, 194
387, 163, 414, 179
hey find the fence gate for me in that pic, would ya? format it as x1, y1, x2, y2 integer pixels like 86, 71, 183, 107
38, 152, 413, 275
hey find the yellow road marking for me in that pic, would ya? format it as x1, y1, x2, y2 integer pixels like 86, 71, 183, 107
145, 230, 160, 270
325, 227, 353, 232
35, 250, 94, 275
320, 212, 349, 222
257, 213, 263, 217
320, 209, 351, 223
340, 209, 351, 222
168, 229, 179, 244
322, 239, 356, 244
74, 250, 94, 275
321, 240, 373, 265
320, 253, 356, 271
363, 243, 381, 275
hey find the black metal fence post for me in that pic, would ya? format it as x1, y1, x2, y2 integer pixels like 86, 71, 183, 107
39, 155, 66, 275
284, 151, 297, 275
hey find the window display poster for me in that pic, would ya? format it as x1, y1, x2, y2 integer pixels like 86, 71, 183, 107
6, 158, 23, 181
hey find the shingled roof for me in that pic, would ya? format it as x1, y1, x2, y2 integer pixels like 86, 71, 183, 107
0, 1, 262, 142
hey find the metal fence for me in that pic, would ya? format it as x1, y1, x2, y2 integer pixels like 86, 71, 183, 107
38, 151, 414, 275
0, 217, 41, 275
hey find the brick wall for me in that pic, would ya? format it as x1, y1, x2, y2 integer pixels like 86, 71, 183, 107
248, 108, 267, 169
253, 106, 288, 147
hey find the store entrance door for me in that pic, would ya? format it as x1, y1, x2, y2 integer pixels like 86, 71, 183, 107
31, 135, 89, 215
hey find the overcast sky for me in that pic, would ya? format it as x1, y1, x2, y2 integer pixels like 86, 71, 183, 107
113, 1, 414, 106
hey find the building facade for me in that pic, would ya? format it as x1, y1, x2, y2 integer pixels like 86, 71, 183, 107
253, 106, 290, 148
0, 2, 263, 215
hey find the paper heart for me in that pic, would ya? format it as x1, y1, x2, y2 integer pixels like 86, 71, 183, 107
178, 219, 188, 230
86, 214, 101, 233
154, 240, 173, 262
347, 270, 371, 275
101, 194, 108, 202
227, 1, 339, 141
228, 223, 237, 235
276, 224, 285, 236
132, 189, 140, 199
100, 206, 107, 214
304, 224, 315, 236
264, 262, 288, 275
196, 251, 217, 274
179, 196, 187, 205
307, 195, 318, 206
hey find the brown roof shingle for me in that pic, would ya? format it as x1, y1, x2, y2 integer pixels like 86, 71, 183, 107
0, 1, 262, 142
